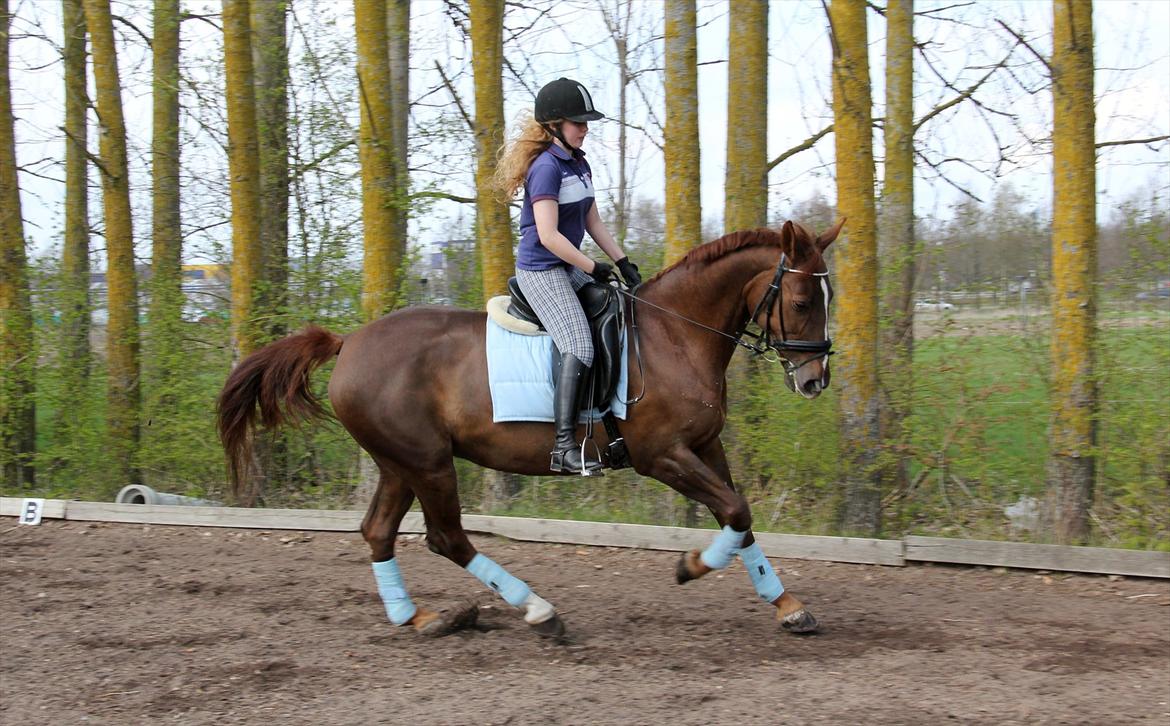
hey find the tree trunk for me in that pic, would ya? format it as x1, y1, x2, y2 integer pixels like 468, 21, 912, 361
829, 0, 881, 535
879, 0, 915, 498
0, 0, 36, 487
58, 0, 90, 460
223, 0, 263, 359
250, 0, 291, 493
251, 0, 289, 341
663, 0, 701, 265
85, 0, 141, 488
724, 0, 767, 232
482, 469, 521, 512
1045, 0, 1096, 544
387, 0, 409, 250
145, 0, 183, 469
355, 0, 401, 319
470, 0, 513, 304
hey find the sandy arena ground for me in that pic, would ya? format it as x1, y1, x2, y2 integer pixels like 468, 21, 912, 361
2, 519, 1168, 725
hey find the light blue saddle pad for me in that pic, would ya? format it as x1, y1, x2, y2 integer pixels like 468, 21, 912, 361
486, 317, 628, 423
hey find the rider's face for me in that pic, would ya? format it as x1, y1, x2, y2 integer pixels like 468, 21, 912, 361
559, 120, 589, 148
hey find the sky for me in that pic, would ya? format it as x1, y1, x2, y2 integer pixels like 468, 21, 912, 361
6, 0, 1170, 265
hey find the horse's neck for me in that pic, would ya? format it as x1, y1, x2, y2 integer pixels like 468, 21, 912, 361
639, 246, 777, 369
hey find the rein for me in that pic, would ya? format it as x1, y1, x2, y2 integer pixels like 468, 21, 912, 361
615, 252, 834, 402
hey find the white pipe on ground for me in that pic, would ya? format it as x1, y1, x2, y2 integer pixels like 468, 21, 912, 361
114, 485, 217, 507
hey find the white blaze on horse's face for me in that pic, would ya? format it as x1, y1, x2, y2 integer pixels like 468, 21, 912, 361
787, 274, 831, 400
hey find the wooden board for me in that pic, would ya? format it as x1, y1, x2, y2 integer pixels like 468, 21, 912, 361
63, 501, 367, 531
0, 497, 68, 520
4, 498, 1165, 577
905, 536, 1170, 578
460, 515, 905, 566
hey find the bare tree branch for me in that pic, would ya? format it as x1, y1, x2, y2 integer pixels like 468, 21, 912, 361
914, 149, 986, 203
60, 125, 114, 179
914, 60, 1006, 131
767, 125, 833, 171
410, 189, 476, 204
290, 138, 357, 182
916, 2, 976, 17
433, 61, 475, 134
112, 14, 152, 48
1096, 135, 1169, 149
996, 20, 1051, 74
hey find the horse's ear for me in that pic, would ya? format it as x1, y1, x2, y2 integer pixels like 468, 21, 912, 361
816, 218, 846, 251
779, 220, 797, 252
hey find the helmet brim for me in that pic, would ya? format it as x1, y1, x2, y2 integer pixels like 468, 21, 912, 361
564, 110, 605, 122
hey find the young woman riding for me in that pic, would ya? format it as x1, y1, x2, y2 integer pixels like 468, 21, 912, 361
494, 77, 641, 476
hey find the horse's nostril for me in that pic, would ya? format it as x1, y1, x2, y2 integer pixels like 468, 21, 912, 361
803, 379, 822, 395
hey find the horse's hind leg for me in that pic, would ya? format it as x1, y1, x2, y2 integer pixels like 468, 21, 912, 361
362, 461, 476, 636
409, 461, 565, 638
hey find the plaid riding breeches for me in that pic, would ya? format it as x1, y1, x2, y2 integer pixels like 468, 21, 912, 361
514, 265, 595, 367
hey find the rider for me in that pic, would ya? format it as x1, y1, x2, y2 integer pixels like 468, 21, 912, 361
493, 77, 641, 476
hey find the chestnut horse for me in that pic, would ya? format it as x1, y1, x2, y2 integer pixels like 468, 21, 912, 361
218, 219, 840, 638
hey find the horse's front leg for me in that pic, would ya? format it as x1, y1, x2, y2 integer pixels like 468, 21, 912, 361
651, 439, 818, 634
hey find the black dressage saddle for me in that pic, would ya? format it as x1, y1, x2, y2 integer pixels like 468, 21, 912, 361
505, 277, 622, 411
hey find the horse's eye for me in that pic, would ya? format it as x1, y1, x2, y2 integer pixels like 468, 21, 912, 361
792, 299, 810, 312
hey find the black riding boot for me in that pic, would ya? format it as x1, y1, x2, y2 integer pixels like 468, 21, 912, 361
550, 353, 604, 476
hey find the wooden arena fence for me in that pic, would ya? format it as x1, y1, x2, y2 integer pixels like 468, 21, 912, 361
2, 497, 1167, 579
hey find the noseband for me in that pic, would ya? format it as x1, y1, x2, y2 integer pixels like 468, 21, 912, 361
738, 252, 834, 382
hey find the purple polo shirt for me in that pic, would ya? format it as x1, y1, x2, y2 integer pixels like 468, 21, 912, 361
516, 145, 595, 271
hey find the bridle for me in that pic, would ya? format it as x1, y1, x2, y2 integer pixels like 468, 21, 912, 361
739, 252, 833, 366
734, 252, 833, 393
615, 250, 834, 402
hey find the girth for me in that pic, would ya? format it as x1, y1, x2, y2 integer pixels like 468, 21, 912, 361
506, 277, 622, 411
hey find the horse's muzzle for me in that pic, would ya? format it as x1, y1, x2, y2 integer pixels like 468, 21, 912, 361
784, 356, 830, 399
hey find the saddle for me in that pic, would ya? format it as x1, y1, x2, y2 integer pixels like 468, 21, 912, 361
504, 277, 622, 411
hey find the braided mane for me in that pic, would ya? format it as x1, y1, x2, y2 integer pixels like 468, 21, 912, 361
649, 224, 815, 284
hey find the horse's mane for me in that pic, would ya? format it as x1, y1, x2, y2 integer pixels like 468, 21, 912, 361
648, 224, 815, 285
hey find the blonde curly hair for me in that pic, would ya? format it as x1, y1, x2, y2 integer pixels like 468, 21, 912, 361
492, 115, 558, 201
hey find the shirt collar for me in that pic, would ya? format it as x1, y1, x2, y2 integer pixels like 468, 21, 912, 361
547, 144, 585, 161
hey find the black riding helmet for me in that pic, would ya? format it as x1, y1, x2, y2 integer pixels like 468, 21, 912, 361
535, 78, 605, 123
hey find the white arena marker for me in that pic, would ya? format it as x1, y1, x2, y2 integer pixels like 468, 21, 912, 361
18, 498, 45, 526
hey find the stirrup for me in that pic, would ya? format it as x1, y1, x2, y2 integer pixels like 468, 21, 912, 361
549, 446, 604, 477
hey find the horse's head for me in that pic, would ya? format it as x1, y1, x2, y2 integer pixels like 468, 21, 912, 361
747, 219, 843, 399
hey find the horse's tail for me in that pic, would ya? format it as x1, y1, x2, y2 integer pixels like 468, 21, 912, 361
216, 325, 344, 504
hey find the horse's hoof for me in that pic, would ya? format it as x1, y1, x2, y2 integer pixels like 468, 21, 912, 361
675, 549, 707, 585
417, 602, 479, 637
780, 608, 819, 635
529, 613, 566, 640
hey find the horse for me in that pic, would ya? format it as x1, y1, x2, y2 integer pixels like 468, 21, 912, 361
218, 219, 841, 638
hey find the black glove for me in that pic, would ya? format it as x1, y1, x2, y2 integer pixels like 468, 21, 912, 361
616, 257, 642, 289
590, 260, 615, 283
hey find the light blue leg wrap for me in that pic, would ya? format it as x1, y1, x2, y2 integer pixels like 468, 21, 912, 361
371, 558, 418, 626
700, 525, 747, 570
738, 542, 784, 602
466, 553, 532, 608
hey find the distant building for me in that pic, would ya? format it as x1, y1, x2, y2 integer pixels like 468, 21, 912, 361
87, 263, 230, 324
418, 238, 478, 306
